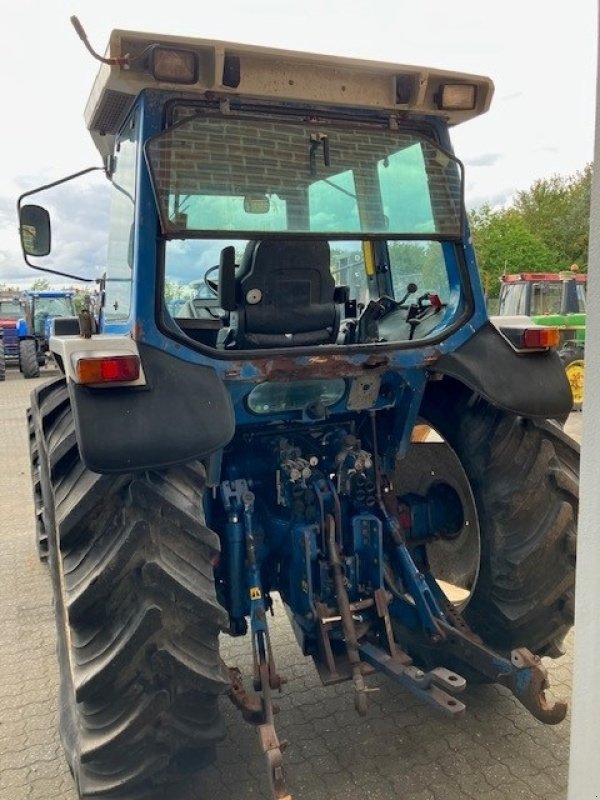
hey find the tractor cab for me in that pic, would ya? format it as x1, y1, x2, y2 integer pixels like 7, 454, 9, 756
498, 270, 587, 318
20, 28, 495, 367
25, 290, 76, 336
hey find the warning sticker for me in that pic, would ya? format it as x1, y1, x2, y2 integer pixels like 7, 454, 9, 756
250, 587, 262, 600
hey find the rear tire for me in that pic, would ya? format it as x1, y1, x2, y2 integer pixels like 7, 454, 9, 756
559, 345, 585, 411
416, 380, 578, 659
27, 408, 48, 561
30, 378, 230, 799
0, 341, 5, 381
20, 338, 40, 378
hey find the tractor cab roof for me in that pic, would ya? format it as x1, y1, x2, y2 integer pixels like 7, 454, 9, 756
25, 290, 76, 298
501, 272, 587, 284
85, 29, 494, 159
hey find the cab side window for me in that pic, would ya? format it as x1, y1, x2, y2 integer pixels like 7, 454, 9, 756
104, 112, 138, 322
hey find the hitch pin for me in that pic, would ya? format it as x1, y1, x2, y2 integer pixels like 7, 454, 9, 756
321, 614, 364, 625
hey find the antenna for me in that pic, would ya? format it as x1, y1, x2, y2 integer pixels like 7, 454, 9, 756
70, 16, 129, 67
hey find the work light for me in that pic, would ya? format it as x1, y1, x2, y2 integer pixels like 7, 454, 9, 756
148, 45, 199, 84
437, 84, 477, 110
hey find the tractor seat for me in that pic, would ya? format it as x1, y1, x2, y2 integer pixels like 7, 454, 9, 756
219, 240, 340, 349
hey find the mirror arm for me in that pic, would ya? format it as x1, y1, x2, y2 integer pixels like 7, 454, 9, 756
17, 166, 106, 283
19, 254, 96, 283
16, 165, 106, 209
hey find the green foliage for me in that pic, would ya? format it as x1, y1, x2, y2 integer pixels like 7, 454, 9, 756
31, 277, 51, 290
469, 206, 556, 297
469, 164, 591, 297
388, 242, 448, 294
72, 293, 87, 315
514, 164, 592, 267
164, 279, 195, 302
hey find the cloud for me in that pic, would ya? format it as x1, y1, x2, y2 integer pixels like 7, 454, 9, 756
465, 153, 503, 168
0, 175, 109, 287
466, 187, 515, 211
500, 91, 524, 102
533, 146, 559, 155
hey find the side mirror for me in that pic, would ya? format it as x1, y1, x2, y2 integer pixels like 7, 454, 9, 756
19, 204, 51, 257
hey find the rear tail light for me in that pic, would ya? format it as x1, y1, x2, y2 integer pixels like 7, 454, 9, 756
495, 322, 561, 351
522, 328, 560, 349
75, 355, 140, 385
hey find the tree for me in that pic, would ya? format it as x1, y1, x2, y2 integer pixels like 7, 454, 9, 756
513, 164, 592, 268
469, 164, 592, 298
71, 292, 87, 315
388, 242, 449, 295
469, 206, 556, 297
30, 277, 51, 290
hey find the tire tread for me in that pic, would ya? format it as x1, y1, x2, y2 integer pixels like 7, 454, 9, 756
421, 380, 578, 656
29, 377, 228, 799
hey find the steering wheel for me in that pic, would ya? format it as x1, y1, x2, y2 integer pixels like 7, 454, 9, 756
203, 264, 220, 297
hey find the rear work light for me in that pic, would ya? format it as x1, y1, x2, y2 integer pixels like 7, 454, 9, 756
75, 355, 141, 385
437, 84, 477, 110
147, 45, 199, 84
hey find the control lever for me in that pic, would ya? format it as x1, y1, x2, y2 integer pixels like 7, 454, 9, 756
397, 282, 418, 306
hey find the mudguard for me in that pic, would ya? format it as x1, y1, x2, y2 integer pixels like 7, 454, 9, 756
68, 342, 235, 473
433, 322, 573, 419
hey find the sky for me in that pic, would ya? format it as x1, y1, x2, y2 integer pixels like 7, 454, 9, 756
0, 0, 596, 286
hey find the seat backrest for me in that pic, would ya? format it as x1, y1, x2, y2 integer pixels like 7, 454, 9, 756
232, 240, 339, 348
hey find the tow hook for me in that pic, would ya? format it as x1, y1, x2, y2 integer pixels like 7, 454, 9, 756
498, 648, 567, 725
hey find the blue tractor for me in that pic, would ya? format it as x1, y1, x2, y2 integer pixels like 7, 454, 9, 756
16, 290, 77, 378
18, 20, 578, 800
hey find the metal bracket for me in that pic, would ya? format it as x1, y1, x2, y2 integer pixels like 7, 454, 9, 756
325, 514, 373, 715
435, 620, 567, 724
358, 641, 466, 717
227, 667, 265, 725
244, 491, 292, 800
259, 717, 292, 800
385, 561, 567, 724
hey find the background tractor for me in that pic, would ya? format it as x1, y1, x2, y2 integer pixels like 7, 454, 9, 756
17, 19, 579, 800
0, 292, 23, 381
0, 290, 77, 380
496, 269, 586, 408
17, 290, 77, 378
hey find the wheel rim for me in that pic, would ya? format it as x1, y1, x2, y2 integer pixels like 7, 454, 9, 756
392, 425, 481, 610
565, 360, 585, 406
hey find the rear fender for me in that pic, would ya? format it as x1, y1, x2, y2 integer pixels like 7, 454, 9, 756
432, 322, 572, 419
51, 336, 235, 473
